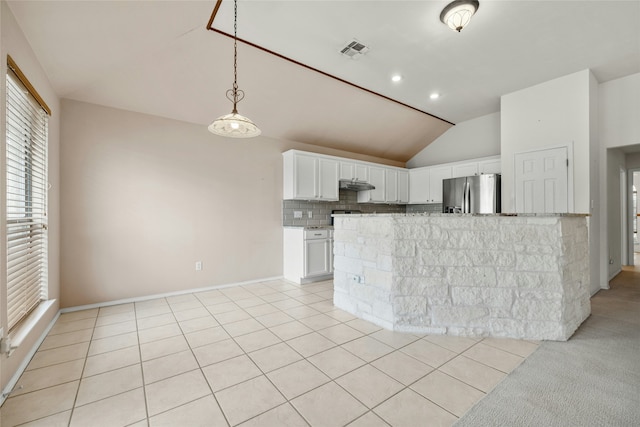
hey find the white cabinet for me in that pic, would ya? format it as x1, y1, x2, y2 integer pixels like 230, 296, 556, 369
339, 161, 368, 181
479, 158, 502, 174
283, 151, 338, 201
397, 170, 409, 203
357, 166, 407, 204
385, 169, 398, 203
452, 158, 501, 177
358, 166, 386, 203
382, 169, 409, 203
283, 228, 333, 284
409, 168, 430, 204
409, 166, 451, 204
428, 166, 452, 203
452, 162, 479, 178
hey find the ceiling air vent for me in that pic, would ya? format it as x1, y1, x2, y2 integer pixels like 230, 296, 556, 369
340, 39, 369, 58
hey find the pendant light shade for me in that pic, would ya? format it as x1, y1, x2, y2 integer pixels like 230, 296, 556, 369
440, 0, 479, 32
208, 0, 261, 138
209, 112, 261, 138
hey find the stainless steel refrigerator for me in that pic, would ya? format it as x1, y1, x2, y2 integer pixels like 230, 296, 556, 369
442, 174, 501, 213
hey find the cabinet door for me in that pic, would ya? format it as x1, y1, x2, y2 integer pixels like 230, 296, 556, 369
358, 166, 386, 203
452, 162, 478, 178
305, 239, 330, 277
385, 169, 398, 203
478, 159, 501, 174
409, 168, 430, 204
319, 159, 339, 200
397, 170, 409, 203
429, 166, 452, 203
354, 164, 368, 181
294, 154, 318, 199
339, 161, 355, 180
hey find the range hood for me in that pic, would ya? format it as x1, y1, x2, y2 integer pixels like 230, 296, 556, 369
339, 179, 375, 191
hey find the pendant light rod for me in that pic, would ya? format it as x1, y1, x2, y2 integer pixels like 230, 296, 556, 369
208, 0, 261, 138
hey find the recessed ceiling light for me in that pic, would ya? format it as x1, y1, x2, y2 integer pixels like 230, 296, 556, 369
391, 75, 402, 82
430, 93, 440, 99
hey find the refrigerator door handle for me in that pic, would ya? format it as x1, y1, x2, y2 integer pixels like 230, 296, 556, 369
463, 180, 470, 213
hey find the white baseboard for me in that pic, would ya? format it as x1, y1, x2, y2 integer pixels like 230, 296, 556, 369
59, 276, 284, 313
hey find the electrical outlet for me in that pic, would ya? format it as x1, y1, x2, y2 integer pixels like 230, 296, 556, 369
294, 211, 302, 219
195, 261, 203, 271
307, 211, 313, 219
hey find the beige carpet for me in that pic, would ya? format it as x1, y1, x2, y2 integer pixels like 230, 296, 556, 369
455, 269, 640, 426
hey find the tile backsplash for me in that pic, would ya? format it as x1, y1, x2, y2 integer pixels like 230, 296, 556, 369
282, 190, 440, 226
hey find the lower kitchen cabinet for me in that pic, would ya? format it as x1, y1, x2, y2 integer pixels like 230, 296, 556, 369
283, 228, 333, 284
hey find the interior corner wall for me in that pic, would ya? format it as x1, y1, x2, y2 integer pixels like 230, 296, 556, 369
606, 149, 625, 278
500, 69, 592, 214
406, 112, 500, 168
1, 0, 61, 393
59, 100, 399, 309
588, 71, 601, 294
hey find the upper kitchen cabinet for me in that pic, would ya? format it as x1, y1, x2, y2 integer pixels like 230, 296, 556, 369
452, 162, 478, 178
427, 165, 452, 204
339, 161, 368, 181
478, 158, 502, 174
357, 166, 386, 203
283, 150, 339, 201
383, 169, 409, 204
408, 165, 452, 204
409, 168, 430, 204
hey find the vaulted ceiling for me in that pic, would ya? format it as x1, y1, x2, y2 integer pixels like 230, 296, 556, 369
7, 1, 640, 162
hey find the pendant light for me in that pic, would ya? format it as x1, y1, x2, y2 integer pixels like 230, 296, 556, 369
208, 0, 261, 138
440, 0, 480, 33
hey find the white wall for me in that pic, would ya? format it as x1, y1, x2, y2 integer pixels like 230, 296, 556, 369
407, 112, 500, 168
0, 0, 61, 394
598, 73, 640, 286
599, 74, 640, 149
501, 70, 593, 214
501, 69, 599, 294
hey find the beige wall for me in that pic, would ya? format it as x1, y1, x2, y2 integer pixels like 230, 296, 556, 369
60, 100, 403, 308
1, 0, 61, 393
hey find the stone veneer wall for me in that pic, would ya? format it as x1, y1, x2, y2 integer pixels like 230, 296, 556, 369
333, 214, 591, 341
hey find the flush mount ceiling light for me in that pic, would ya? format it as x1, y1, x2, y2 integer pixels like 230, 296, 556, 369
430, 93, 440, 99
440, 0, 479, 32
391, 74, 402, 82
208, 0, 260, 138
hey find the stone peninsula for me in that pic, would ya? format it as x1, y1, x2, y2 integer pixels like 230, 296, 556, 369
332, 213, 591, 341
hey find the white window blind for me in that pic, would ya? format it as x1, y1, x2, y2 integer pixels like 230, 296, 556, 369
6, 69, 49, 331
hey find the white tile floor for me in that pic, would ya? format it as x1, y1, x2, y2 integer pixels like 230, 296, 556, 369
0, 279, 539, 427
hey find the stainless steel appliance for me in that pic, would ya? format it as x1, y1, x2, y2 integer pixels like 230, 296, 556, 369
442, 174, 501, 213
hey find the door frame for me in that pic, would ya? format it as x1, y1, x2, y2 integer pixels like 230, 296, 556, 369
620, 167, 628, 265
512, 142, 574, 212
627, 168, 640, 266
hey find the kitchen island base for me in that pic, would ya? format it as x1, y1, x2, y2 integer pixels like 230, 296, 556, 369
332, 214, 590, 341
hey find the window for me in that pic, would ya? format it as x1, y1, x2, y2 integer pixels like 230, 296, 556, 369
5, 56, 50, 331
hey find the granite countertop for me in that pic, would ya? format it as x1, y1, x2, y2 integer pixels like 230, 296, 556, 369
283, 225, 334, 229
331, 212, 589, 218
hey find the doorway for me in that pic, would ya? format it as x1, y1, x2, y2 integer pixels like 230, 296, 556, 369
632, 171, 640, 260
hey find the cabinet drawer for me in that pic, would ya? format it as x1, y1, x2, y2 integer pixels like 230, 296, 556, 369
304, 229, 329, 239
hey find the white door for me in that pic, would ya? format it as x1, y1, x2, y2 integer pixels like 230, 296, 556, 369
514, 146, 569, 213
